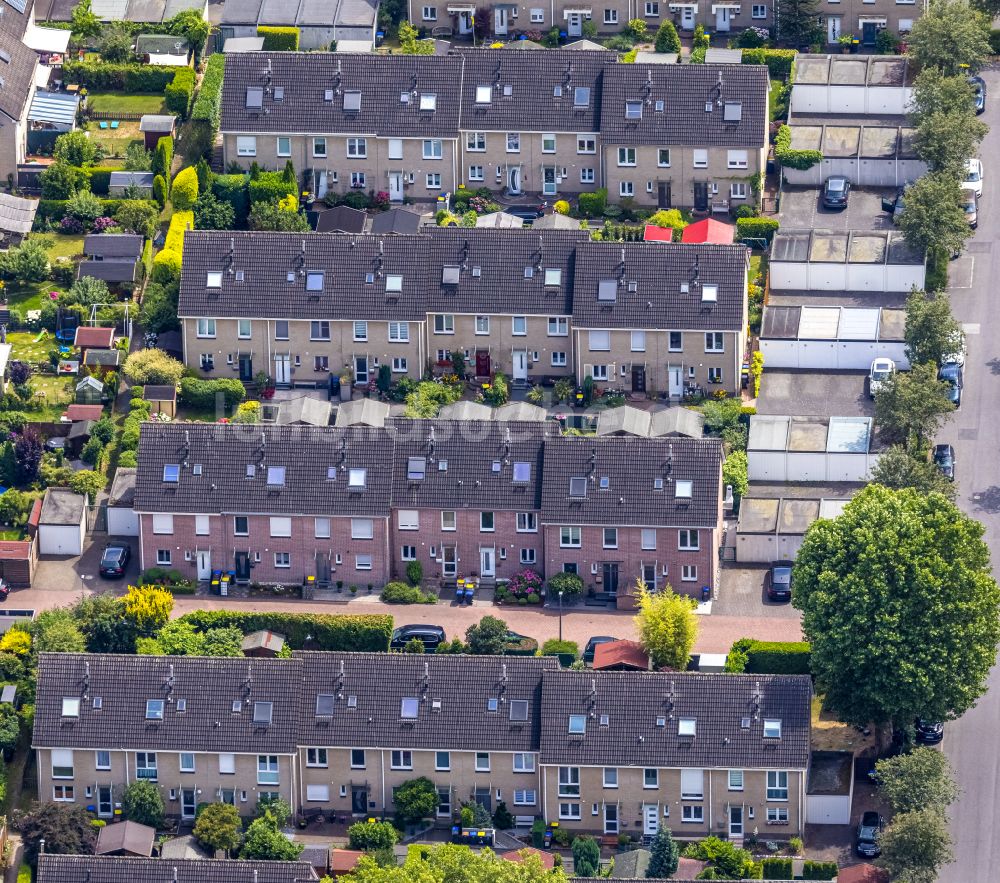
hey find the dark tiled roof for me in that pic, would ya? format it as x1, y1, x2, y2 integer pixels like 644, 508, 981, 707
0, 0, 32, 40
314, 205, 367, 234
134, 422, 395, 517
425, 228, 587, 316
571, 241, 747, 331
387, 418, 554, 511
370, 207, 422, 235
295, 651, 558, 752
178, 231, 428, 321
457, 49, 613, 133
220, 52, 463, 138
78, 261, 138, 283
84, 233, 143, 259
32, 653, 303, 753
539, 436, 722, 527
538, 670, 812, 769
36, 856, 317, 883
0, 32, 37, 123
600, 64, 768, 147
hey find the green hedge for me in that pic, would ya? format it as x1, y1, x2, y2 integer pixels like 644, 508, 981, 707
381, 582, 437, 604
165, 67, 196, 119
177, 610, 393, 651
82, 166, 123, 196
190, 53, 226, 156
179, 376, 246, 409
249, 171, 297, 204
257, 26, 300, 51
741, 48, 796, 80
212, 174, 250, 226
761, 857, 793, 879
774, 124, 823, 170
64, 61, 188, 92
727, 638, 811, 675
801, 861, 838, 880
736, 217, 779, 243
35, 198, 158, 223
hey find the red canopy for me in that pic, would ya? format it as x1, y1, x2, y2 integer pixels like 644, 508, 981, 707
643, 224, 673, 242
682, 217, 736, 244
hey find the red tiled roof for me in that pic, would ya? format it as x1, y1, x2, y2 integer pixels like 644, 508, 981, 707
643, 224, 673, 242
27, 498, 42, 529
0, 541, 31, 560
62, 404, 104, 422
500, 847, 556, 869
681, 218, 735, 244
593, 640, 649, 671
73, 327, 116, 348
328, 850, 364, 873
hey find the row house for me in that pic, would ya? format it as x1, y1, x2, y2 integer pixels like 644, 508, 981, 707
600, 64, 768, 211
180, 231, 429, 387
540, 435, 722, 606
33, 653, 303, 823
219, 51, 769, 209
817, 0, 926, 47
34, 652, 813, 843
134, 423, 396, 587
572, 241, 749, 397
37, 857, 317, 883
220, 53, 463, 202
410, 0, 776, 37
179, 229, 748, 398
134, 420, 722, 600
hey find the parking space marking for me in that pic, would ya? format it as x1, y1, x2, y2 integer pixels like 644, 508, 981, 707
951, 256, 975, 289
963, 323, 981, 335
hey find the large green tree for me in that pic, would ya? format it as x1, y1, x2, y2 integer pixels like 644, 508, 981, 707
193, 802, 243, 855
911, 97, 988, 179
20, 804, 97, 866
904, 288, 963, 368
875, 747, 959, 815
897, 172, 972, 256
633, 582, 698, 670
910, 68, 981, 129
873, 361, 955, 449
240, 810, 304, 861
907, 0, 991, 75
877, 809, 954, 883
869, 446, 956, 500
122, 780, 165, 829
775, 0, 822, 47
792, 485, 1000, 731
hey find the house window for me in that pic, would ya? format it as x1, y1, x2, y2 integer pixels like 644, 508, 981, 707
274, 320, 289, 340
547, 317, 568, 336
679, 529, 700, 551
728, 150, 749, 169
592, 365, 609, 381
96, 751, 111, 770
156, 549, 171, 566
693, 149, 708, 168
351, 172, 366, 188
436, 751, 451, 771
517, 512, 537, 532
391, 751, 413, 770
236, 136, 256, 157
480, 512, 495, 532
434, 314, 454, 334
531, 8, 544, 22
351, 749, 365, 768
645, 1, 659, 14
467, 131, 486, 151
603, 768, 618, 788
351, 518, 374, 540
274, 552, 290, 568
631, 330, 646, 352
560, 526, 581, 547
233, 516, 249, 536
514, 789, 537, 805
752, 3, 767, 17
423, 139, 443, 159
520, 548, 536, 564
620, 181, 634, 197
669, 331, 683, 351
312, 138, 327, 158
388, 138, 403, 159
641, 528, 657, 550
709, 367, 723, 384
655, 149, 671, 169
512, 316, 527, 336
767, 771, 789, 800
475, 752, 490, 772
558, 767, 580, 797
513, 752, 535, 772
604, 8, 618, 23
568, 715, 586, 734
559, 802, 581, 820
422, 6, 437, 20
53, 785, 75, 801
577, 135, 596, 154
307, 748, 328, 767
392, 358, 408, 373
731, 182, 748, 199
401, 545, 417, 560
310, 321, 331, 341
196, 318, 216, 338
682, 805, 704, 823
681, 564, 698, 581
314, 355, 329, 373
306, 784, 330, 802
442, 511, 456, 531
270, 517, 291, 537
603, 528, 618, 549
644, 768, 658, 789
705, 332, 724, 352
681, 769, 704, 799
180, 753, 195, 772
200, 353, 214, 370
136, 752, 157, 780
257, 755, 279, 785
353, 321, 368, 342
237, 319, 251, 338
52, 749, 74, 779
356, 554, 372, 571
347, 138, 367, 158
728, 770, 744, 791
542, 134, 556, 153
349, 469, 367, 488
618, 148, 636, 167
398, 510, 419, 531
767, 807, 789, 824
506, 133, 520, 152
426, 173, 442, 189
388, 322, 409, 342
468, 165, 484, 181
580, 168, 595, 184
589, 330, 610, 351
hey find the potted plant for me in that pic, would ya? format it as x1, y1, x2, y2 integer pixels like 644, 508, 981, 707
339, 366, 354, 401
837, 33, 854, 53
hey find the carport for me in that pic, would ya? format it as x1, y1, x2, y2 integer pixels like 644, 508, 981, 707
791, 55, 913, 116
748, 415, 881, 482
736, 495, 851, 563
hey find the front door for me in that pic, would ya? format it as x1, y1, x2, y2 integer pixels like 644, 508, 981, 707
543, 166, 557, 196
354, 356, 368, 384
862, 22, 878, 45
827, 16, 840, 43
694, 182, 709, 211
476, 350, 491, 377
238, 354, 253, 382
716, 6, 730, 31
314, 170, 328, 199
181, 788, 197, 819
234, 551, 251, 582
474, 787, 492, 813
480, 547, 495, 578
729, 806, 744, 837
512, 350, 528, 381
567, 13, 582, 36
98, 786, 113, 818
274, 355, 290, 385
351, 786, 368, 814
604, 804, 619, 834
442, 546, 457, 578
458, 11, 473, 33
315, 552, 331, 585
494, 8, 508, 34
602, 563, 619, 596
657, 181, 671, 209
643, 804, 659, 836
388, 172, 404, 202
681, 6, 695, 29
508, 165, 522, 195
196, 550, 211, 581
631, 365, 646, 393
669, 365, 683, 397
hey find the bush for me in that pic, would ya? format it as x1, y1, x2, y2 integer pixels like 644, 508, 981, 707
572, 836, 600, 877
654, 20, 681, 53
801, 861, 838, 880
741, 48, 796, 80
177, 610, 393, 651
553, 199, 570, 215
736, 216, 779, 243
151, 175, 167, 210
762, 857, 793, 879
123, 349, 185, 386
151, 210, 193, 284
727, 638, 811, 675
212, 175, 251, 226
248, 170, 297, 205
541, 638, 578, 657
381, 582, 436, 605
258, 26, 300, 51
63, 61, 187, 92
348, 820, 397, 851
165, 68, 196, 119
152, 136, 174, 181
40, 163, 87, 200
578, 188, 607, 217
548, 571, 583, 597
171, 166, 199, 209
179, 376, 246, 409
774, 124, 822, 171
405, 559, 423, 586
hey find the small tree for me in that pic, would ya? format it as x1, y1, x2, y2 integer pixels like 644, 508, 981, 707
0, 702, 21, 751
114, 200, 159, 237
572, 836, 601, 877
123, 142, 152, 172
122, 584, 174, 637
465, 614, 509, 655
31, 609, 86, 653
0, 489, 28, 526
874, 361, 955, 449
875, 747, 959, 815
348, 820, 398, 851
493, 801, 513, 830
634, 581, 699, 670
14, 429, 42, 484
907, 0, 991, 75
904, 289, 963, 368
54, 130, 101, 167
194, 192, 236, 230
123, 349, 185, 386
193, 801, 243, 855
647, 827, 680, 878
172, 166, 200, 210
122, 780, 165, 829
20, 803, 97, 866
7, 240, 50, 282
248, 199, 311, 232
898, 171, 973, 257
69, 275, 111, 307
722, 451, 749, 501
100, 21, 133, 63
877, 809, 953, 883
240, 810, 304, 861
69, 470, 106, 499
393, 777, 439, 825
653, 20, 681, 53
40, 162, 85, 199
776, 0, 822, 46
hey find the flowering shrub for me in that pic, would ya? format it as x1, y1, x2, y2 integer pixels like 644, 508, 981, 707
60, 216, 84, 234
372, 191, 390, 210
507, 570, 543, 599
92, 216, 118, 233
469, 196, 500, 214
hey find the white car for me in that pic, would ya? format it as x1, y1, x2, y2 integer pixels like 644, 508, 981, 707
943, 330, 967, 367
869, 358, 896, 399
963, 158, 984, 198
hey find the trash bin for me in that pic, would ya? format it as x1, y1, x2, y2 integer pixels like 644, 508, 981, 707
701, 586, 710, 602
328, 374, 341, 401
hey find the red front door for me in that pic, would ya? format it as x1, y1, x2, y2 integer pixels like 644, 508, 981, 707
476, 350, 491, 377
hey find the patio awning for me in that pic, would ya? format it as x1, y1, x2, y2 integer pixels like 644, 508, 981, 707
858, 15, 887, 23
711, 3, 741, 9
668, 2, 699, 8
23, 24, 72, 54
28, 90, 79, 128
446, 4, 475, 10
563, 8, 593, 16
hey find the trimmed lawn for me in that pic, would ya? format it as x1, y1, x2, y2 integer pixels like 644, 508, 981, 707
43, 233, 86, 263
749, 254, 762, 284
85, 120, 143, 161
7, 330, 55, 364
27, 374, 75, 421
3, 234, 84, 311
87, 92, 167, 115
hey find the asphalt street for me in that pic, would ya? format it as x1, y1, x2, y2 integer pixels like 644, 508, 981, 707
938, 65, 1000, 881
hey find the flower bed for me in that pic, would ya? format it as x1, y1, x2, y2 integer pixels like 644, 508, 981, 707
495, 569, 543, 605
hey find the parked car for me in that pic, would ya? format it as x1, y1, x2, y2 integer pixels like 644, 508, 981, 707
960, 189, 979, 229
933, 444, 956, 481
942, 330, 967, 367
765, 561, 794, 602
390, 624, 446, 653
938, 362, 964, 407
882, 182, 914, 220
99, 544, 131, 579
856, 811, 884, 858
963, 158, 984, 198
970, 75, 986, 115
821, 176, 851, 209
583, 635, 616, 664
868, 358, 896, 399
915, 719, 945, 744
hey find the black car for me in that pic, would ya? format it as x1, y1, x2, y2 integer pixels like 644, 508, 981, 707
765, 561, 794, 602
933, 444, 955, 481
915, 719, 944, 745
822, 176, 851, 210
99, 544, 131, 578
882, 182, 914, 221
390, 624, 446, 653
504, 203, 547, 224
938, 362, 964, 407
856, 811, 884, 858
971, 75, 986, 115
583, 635, 615, 665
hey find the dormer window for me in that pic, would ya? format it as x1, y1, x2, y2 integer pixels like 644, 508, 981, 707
513, 462, 531, 482
420, 93, 437, 111
763, 719, 782, 738
675, 480, 693, 498
401, 697, 420, 719
253, 701, 273, 724
625, 101, 642, 119
678, 717, 696, 736
386, 275, 403, 293
475, 85, 492, 104
306, 272, 324, 292
702, 284, 718, 303
62, 697, 80, 717
343, 90, 361, 112
569, 477, 587, 497
162, 464, 180, 483
146, 699, 165, 720
348, 468, 366, 488
568, 714, 586, 734
206, 272, 222, 288
266, 466, 285, 487
545, 268, 561, 286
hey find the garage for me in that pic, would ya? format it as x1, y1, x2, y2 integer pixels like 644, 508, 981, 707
38, 488, 87, 557
747, 415, 882, 483
107, 468, 139, 538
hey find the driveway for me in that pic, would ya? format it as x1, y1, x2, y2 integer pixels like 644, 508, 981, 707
756, 370, 874, 419
779, 186, 897, 233
712, 564, 803, 621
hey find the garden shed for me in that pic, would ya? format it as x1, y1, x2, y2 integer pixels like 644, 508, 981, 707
82, 349, 121, 372
107, 467, 139, 537
334, 398, 389, 428
108, 171, 155, 197
96, 820, 155, 857
241, 629, 286, 657
139, 114, 177, 150
747, 415, 881, 483
74, 325, 117, 353
143, 384, 177, 418
37, 488, 87, 557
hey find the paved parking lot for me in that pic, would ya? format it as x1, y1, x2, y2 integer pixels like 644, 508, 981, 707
756, 369, 874, 418
713, 564, 804, 621
779, 186, 897, 233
